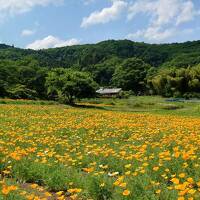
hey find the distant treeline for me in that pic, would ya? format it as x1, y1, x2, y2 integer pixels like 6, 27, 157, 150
1, 39, 200, 101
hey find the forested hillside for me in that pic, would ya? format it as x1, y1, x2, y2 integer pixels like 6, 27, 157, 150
2, 40, 200, 68
1, 39, 200, 101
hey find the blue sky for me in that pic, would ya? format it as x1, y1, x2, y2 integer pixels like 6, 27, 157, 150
0, 0, 200, 49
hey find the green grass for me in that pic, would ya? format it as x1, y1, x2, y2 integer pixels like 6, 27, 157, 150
1, 96, 200, 117
79, 96, 200, 117
0, 98, 58, 105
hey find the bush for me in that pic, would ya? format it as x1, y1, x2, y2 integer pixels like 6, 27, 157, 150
119, 90, 134, 99
7, 84, 37, 99
183, 92, 200, 99
161, 104, 184, 110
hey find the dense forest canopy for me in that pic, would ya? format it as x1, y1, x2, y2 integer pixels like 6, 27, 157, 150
2, 40, 200, 68
1, 39, 200, 101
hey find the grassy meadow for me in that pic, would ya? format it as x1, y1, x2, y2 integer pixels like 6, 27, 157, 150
0, 97, 200, 200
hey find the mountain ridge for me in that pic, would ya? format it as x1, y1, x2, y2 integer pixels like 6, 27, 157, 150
1, 39, 200, 69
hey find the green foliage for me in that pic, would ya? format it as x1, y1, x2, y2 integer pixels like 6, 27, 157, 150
88, 177, 113, 200
0, 64, 47, 99
112, 57, 151, 93
161, 53, 200, 68
7, 84, 37, 99
46, 68, 97, 104
148, 65, 200, 97
87, 57, 122, 86
2, 39, 200, 70
0, 80, 7, 97
1, 39, 200, 99
119, 90, 134, 99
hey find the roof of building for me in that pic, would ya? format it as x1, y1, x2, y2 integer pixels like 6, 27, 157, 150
96, 88, 122, 95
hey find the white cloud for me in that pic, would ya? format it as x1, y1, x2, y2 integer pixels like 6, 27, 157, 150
176, 1, 196, 25
0, 0, 63, 20
21, 29, 35, 37
127, 0, 200, 42
128, 0, 177, 26
127, 27, 176, 42
126, 26, 198, 43
128, 0, 199, 26
26, 35, 80, 50
81, 0, 127, 28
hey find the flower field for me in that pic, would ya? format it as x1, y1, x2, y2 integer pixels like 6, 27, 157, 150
0, 104, 200, 200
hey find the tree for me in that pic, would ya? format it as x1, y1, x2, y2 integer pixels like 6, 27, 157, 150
87, 57, 122, 86
7, 84, 37, 99
147, 64, 200, 97
29, 68, 48, 99
46, 68, 97, 104
0, 80, 7, 97
112, 57, 151, 93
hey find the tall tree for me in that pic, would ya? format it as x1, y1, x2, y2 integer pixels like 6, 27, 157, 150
46, 68, 97, 104
112, 57, 151, 93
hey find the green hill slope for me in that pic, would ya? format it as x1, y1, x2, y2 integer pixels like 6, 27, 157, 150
1, 40, 200, 69
1, 39, 200, 100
